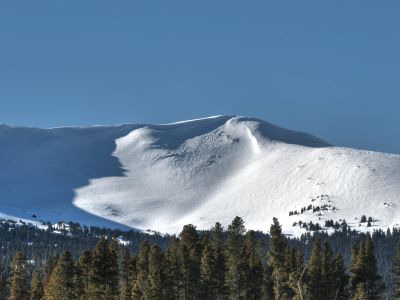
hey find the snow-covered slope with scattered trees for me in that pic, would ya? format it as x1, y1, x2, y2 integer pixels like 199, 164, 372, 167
1, 115, 399, 236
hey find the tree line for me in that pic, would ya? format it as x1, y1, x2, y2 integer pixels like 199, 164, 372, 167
2, 217, 400, 299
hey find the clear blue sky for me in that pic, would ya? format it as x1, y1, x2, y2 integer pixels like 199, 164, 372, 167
1, 1, 399, 154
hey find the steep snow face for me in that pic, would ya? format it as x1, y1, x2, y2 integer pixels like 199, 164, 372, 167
0, 116, 399, 235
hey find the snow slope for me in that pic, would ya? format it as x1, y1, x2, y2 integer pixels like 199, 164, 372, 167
0, 116, 399, 235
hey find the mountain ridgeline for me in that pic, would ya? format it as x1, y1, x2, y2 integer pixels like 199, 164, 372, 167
0, 116, 400, 236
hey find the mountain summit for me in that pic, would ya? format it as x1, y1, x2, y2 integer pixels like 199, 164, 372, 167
0, 116, 399, 235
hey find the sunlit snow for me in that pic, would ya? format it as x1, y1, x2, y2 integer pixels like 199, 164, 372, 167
1, 116, 399, 236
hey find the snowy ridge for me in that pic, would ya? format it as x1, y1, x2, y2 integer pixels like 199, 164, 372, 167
0, 116, 399, 236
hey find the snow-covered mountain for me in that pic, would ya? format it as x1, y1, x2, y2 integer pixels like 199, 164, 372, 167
1, 115, 399, 236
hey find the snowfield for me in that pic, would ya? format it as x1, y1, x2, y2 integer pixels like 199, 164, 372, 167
0, 116, 399, 236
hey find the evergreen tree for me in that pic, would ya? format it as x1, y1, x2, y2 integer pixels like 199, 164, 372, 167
144, 245, 164, 300
225, 216, 246, 300
321, 241, 336, 299
44, 255, 56, 286
120, 254, 138, 300
394, 242, 400, 299
350, 242, 360, 273
352, 283, 367, 300
350, 240, 367, 296
78, 250, 92, 299
119, 285, 132, 300
9, 251, 30, 300
44, 251, 75, 300
132, 240, 151, 300
199, 236, 217, 300
2, 216, 400, 300
305, 239, 323, 300
179, 224, 200, 300
350, 238, 385, 300
242, 230, 263, 300
108, 237, 120, 298
333, 254, 350, 300
364, 237, 385, 299
30, 271, 44, 300
161, 251, 175, 300
119, 246, 133, 300
211, 222, 226, 300
73, 261, 85, 300
87, 238, 118, 300
0, 273, 6, 300
287, 247, 305, 300
164, 238, 181, 300
263, 263, 274, 300
267, 217, 291, 299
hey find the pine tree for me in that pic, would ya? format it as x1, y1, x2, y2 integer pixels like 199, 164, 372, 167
179, 224, 200, 300
287, 247, 305, 300
210, 222, 226, 300
0, 273, 6, 300
333, 254, 350, 300
30, 271, 44, 300
364, 237, 385, 299
44, 251, 75, 300
267, 217, 291, 299
350, 238, 385, 300
144, 245, 164, 300
121, 254, 138, 300
132, 240, 151, 300
119, 285, 131, 300
263, 263, 274, 300
73, 261, 85, 300
88, 238, 118, 300
4, 215, 399, 300
78, 250, 92, 299
352, 283, 367, 300
305, 239, 323, 300
242, 230, 263, 300
164, 238, 181, 299
394, 242, 400, 299
44, 256, 56, 286
350, 240, 366, 296
199, 236, 217, 300
119, 246, 133, 300
225, 216, 246, 300
350, 242, 360, 273
321, 241, 336, 299
161, 255, 175, 300
9, 251, 30, 300
108, 237, 120, 298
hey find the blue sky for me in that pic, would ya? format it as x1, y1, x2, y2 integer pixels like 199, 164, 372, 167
0, 1, 399, 153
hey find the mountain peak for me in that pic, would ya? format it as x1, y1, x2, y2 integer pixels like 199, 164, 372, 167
0, 116, 398, 236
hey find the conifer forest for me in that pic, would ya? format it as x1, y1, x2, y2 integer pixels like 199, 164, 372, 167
1, 217, 400, 299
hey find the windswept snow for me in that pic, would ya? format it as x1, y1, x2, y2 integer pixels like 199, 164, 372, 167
0, 116, 399, 235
